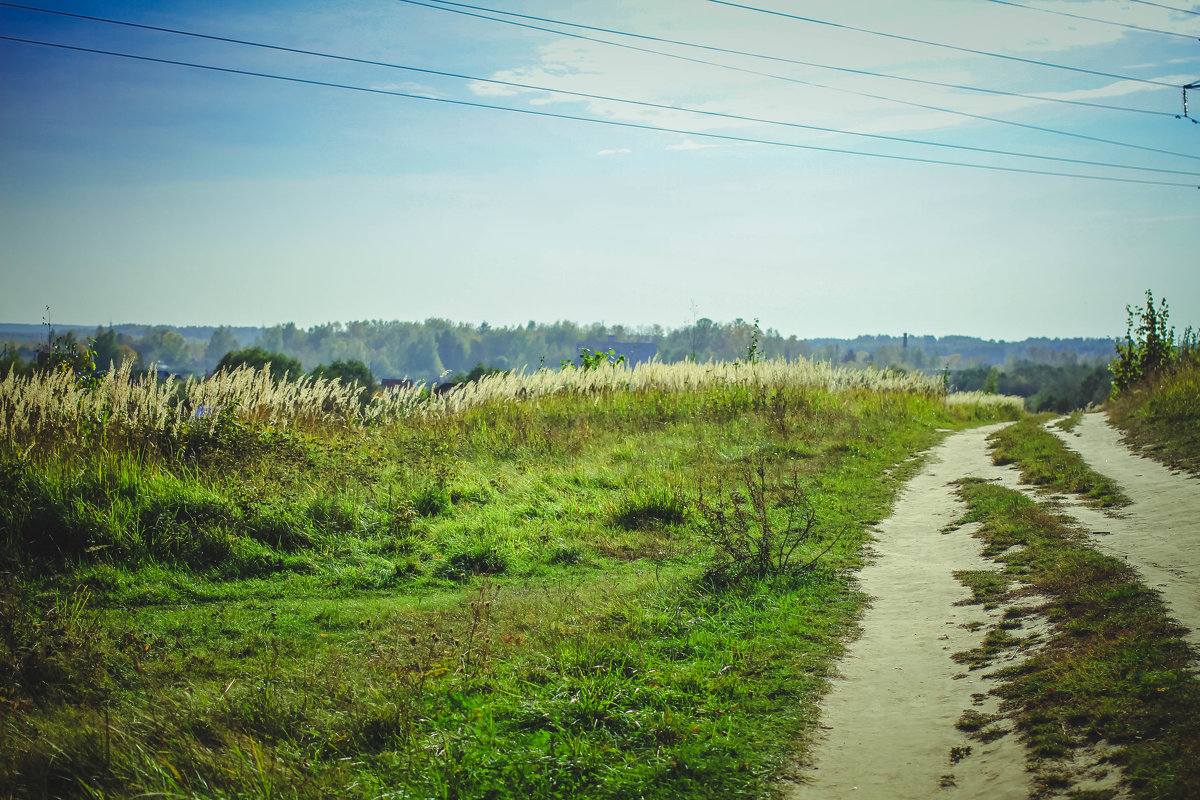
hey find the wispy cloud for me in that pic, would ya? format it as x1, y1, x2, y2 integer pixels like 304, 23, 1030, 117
1039, 75, 1195, 103
665, 139, 719, 150
467, 81, 527, 98
369, 82, 444, 99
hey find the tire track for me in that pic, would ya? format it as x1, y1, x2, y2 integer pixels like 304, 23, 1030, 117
1048, 412, 1200, 646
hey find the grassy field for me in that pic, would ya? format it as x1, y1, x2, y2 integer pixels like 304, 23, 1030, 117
0, 359, 1022, 799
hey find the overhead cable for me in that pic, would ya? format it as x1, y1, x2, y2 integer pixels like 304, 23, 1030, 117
397, 0, 1200, 162
385, 0, 1174, 118
1126, 0, 1200, 17
3, 0, 1191, 167
2, 6, 1195, 174
706, 0, 1181, 87
1, 35, 1196, 190
983, 0, 1199, 39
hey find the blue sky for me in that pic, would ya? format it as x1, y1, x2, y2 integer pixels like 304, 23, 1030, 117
1, 0, 1197, 339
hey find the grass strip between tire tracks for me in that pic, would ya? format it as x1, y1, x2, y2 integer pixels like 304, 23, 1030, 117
950, 479, 1200, 799
988, 416, 1130, 508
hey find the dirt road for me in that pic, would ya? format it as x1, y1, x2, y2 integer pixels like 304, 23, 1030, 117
785, 424, 1033, 799
787, 413, 1200, 798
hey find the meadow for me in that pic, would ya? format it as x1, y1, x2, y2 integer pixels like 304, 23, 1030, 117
1, 358, 1024, 798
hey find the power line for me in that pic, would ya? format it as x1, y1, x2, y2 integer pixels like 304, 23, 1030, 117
397, 0, 1175, 119
2, 35, 1196, 190
409, 0, 1179, 115
2, 5, 1196, 175
4, 3, 1191, 171
397, 0, 1200, 163
13, 0, 1169, 120
1126, 0, 1200, 17
983, 0, 1199, 39
706, 0, 1182, 88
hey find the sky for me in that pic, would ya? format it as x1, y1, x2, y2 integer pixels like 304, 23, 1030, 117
1, 0, 1198, 340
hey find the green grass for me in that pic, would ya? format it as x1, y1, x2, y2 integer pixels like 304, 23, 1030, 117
0, 380, 1018, 799
950, 480, 1200, 799
1052, 410, 1083, 433
988, 415, 1130, 507
1106, 355, 1200, 476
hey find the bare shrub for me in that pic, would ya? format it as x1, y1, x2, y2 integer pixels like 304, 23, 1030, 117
694, 464, 841, 587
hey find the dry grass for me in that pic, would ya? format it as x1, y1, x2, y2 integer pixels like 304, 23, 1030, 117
3, 357, 1004, 454
426, 358, 946, 412
943, 390, 1026, 414
0, 362, 407, 450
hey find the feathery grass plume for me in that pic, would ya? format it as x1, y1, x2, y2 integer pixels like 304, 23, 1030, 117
398, 358, 947, 417
1, 362, 376, 454
944, 391, 1025, 414
184, 364, 368, 432
3, 357, 989, 456
0, 359, 175, 449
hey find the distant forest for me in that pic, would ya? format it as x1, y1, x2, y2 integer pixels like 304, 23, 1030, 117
0, 318, 1115, 387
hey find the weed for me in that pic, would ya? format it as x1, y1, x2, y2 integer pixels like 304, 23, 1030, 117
949, 745, 972, 764
744, 318, 762, 364
1111, 291, 1176, 395
955, 710, 995, 732
1054, 410, 1083, 432
953, 569, 1014, 605
0, 576, 108, 706
413, 485, 453, 517
694, 464, 840, 587
546, 543, 587, 567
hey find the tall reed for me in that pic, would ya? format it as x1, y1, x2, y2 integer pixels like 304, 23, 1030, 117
2, 358, 1009, 454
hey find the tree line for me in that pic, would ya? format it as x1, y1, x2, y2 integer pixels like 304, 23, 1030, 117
0, 318, 1117, 386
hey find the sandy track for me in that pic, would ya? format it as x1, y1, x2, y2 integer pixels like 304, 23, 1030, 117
785, 424, 1033, 799
785, 414, 1200, 798
1048, 412, 1200, 646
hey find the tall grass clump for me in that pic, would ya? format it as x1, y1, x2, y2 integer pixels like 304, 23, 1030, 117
2, 357, 997, 458
423, 357, 948, 415
943, 391, 1025, 417
0, 361, 427, 458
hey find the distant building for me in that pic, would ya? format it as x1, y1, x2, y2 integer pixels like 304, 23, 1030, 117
574, 335, 658, 366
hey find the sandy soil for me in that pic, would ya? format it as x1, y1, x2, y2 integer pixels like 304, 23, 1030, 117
1048, 412, 1200, 646
784, 424, 1035, 799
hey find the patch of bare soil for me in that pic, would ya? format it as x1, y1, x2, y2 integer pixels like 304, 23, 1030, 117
784, 425, 1035, 799
1049, 412, 1200, 646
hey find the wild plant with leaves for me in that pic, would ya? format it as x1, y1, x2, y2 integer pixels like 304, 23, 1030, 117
1112, 290, 1176, 395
